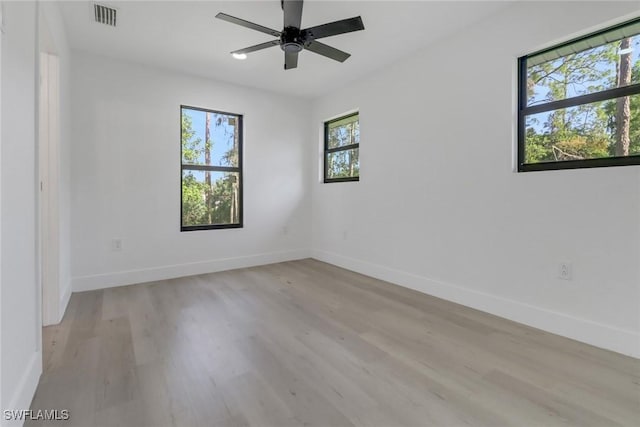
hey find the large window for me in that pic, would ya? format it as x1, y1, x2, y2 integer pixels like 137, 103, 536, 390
324, 113, 360, 182
181, 106, 243, 231
518, 18, 640, 172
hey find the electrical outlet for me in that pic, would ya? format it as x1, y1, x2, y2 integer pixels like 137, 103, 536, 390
282, 226, 289, 235
111, 238, 123, 252
558, 262, 572, 280
342, 231, 348, 240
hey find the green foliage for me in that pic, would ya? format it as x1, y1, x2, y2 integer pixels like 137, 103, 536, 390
181, 172, 207, 225
181, 114, 202, 164
630, 61, 640, 155
327, 149, 359, 179
209, 174, 238, 224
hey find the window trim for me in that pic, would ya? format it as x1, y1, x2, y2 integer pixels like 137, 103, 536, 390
324, 112, 360, 183
517, 17, 640, 172
180, 105, 244, 231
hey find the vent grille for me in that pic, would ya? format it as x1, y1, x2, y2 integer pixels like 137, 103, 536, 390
94, 3, 117, 27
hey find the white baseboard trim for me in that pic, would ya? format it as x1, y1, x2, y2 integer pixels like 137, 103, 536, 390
57, 283, 71, 323
311, 249, 640, 359
72, 249, 311, 292
3, 351, 42, 427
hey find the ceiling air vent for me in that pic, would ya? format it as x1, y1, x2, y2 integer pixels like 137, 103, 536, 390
94, 3, 117, 27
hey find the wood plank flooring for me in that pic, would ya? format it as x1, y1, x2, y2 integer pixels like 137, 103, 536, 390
28, 259, 640, 426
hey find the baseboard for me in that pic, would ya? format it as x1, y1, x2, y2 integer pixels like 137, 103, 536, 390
57, 282, 71, 323
72, 249, 311, 292
42, 281, 73, 327
311, 249, 640, 359
3, 351, 42, 427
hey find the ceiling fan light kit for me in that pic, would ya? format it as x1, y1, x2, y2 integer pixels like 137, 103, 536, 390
216, 0, 365, 70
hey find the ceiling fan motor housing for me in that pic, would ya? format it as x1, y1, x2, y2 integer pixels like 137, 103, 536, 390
280, 26, 304, 52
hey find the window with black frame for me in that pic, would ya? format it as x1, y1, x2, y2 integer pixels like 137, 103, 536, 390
324, 112, 360, 182
181, 106, 243, 231
518, 18, 640, 172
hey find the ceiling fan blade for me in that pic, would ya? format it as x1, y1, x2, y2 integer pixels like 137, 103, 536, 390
215, 13, 281, 37
232, 40, 281, 55
302, 16, 364, 40
304, 40, 350, 62
282, 0, 303, 29
284, 51, 299, 70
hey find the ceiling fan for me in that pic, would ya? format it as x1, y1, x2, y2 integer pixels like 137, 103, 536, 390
215, 0, 365, 70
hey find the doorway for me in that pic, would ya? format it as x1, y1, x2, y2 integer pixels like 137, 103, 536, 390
39, 51, 61, 326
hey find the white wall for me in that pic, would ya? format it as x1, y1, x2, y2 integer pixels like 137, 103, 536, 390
70, 53, 311, 291
310, 1, 640, 358
1, 0, 41, 421
39, 1, 72, 325
0, 0, 4, 412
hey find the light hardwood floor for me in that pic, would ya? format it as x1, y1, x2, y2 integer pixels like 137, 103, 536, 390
29, 259, 639, 426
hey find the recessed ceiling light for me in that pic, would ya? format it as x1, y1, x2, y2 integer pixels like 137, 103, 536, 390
232, 53, 247, 60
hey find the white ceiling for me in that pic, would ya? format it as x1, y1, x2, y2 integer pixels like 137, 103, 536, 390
59, 1, 514, 98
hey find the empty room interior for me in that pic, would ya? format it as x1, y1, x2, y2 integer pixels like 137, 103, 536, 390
1, 0, 640, 426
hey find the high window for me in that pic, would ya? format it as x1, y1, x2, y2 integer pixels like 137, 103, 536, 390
324, 112, 360, 182
181, 106, 243, 230
518, 18, 640, 171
